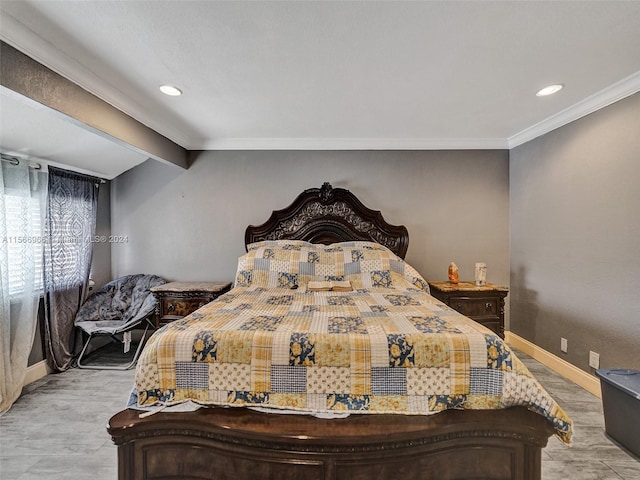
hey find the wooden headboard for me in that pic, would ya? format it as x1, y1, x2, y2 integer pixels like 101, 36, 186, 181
245, 182, 409, 259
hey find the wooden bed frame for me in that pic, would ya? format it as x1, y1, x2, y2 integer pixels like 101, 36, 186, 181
108, 183, 556, 480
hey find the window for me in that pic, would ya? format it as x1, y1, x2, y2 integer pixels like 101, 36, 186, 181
4, 192, 45, 297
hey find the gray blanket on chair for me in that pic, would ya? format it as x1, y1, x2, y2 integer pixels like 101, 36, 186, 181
75, 274, 166, 334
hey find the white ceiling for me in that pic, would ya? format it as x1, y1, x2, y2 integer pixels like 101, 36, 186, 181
0, 89, 149, 179
1, 1, 640, 176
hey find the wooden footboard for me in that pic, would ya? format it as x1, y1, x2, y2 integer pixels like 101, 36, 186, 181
108, 406, 555, 480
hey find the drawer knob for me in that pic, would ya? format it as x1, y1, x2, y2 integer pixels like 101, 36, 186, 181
167, 303, 175, 312
198, 302, 205, 308
456, 303, 462, 310
485, 302, 492, 311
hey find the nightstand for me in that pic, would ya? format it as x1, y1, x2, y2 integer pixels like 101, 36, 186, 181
150, 281, 232, 327
427, 281, 508, 338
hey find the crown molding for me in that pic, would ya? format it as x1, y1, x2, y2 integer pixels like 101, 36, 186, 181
198, 137, 509, 151
508, 70, 640, 149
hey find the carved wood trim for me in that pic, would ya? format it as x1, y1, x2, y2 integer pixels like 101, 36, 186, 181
108, 406, 553, 480
245, 183, 409, 259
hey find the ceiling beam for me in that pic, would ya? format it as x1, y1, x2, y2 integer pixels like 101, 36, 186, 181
1, 41, 187, 169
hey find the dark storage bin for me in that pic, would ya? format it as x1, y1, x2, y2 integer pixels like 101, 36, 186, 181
595, 368, 640, 458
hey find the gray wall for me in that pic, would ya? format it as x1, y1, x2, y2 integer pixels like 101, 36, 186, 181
91, 180, 112, 290
510, 92, 640, 372
112, 150, 510, 316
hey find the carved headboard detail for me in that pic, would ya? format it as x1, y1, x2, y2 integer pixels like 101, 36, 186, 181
245, 182, 409, 259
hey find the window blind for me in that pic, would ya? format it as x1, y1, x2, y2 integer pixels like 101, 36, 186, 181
5, 194, 44, 297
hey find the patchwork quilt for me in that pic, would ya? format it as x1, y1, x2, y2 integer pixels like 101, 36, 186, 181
135, 241, 572, 444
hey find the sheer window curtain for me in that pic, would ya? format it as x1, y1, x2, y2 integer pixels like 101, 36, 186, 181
0, 159, 47, 413
43, 167, 99, 372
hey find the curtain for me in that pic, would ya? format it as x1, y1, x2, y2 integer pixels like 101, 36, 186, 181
0, 160, 48, 413
43, 167, 99, 372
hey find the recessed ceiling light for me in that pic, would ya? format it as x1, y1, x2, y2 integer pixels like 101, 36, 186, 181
536, 84, 564, 97
159, 85, 183, 96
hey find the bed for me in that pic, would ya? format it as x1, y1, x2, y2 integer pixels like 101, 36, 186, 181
108, 182, 572, 480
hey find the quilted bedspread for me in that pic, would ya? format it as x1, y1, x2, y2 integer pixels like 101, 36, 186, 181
135, 241, 572, 444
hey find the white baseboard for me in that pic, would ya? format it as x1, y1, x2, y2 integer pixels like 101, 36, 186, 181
23, 360, 52, 386
505, 331, 602, 398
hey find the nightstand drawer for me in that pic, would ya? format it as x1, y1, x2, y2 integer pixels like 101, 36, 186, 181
162, 297, 209, 318
450, 297, 499, 318
427, 281, 508, 339
151, 281, 232, 328
474, 320, 502, 336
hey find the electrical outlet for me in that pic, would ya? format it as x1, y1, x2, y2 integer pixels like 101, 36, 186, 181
589, 351, 600, 369
560, 338, 568, 353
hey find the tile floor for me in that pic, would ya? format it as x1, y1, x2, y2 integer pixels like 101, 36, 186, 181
517, 352, 640, 480
1, 348, 639, 479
